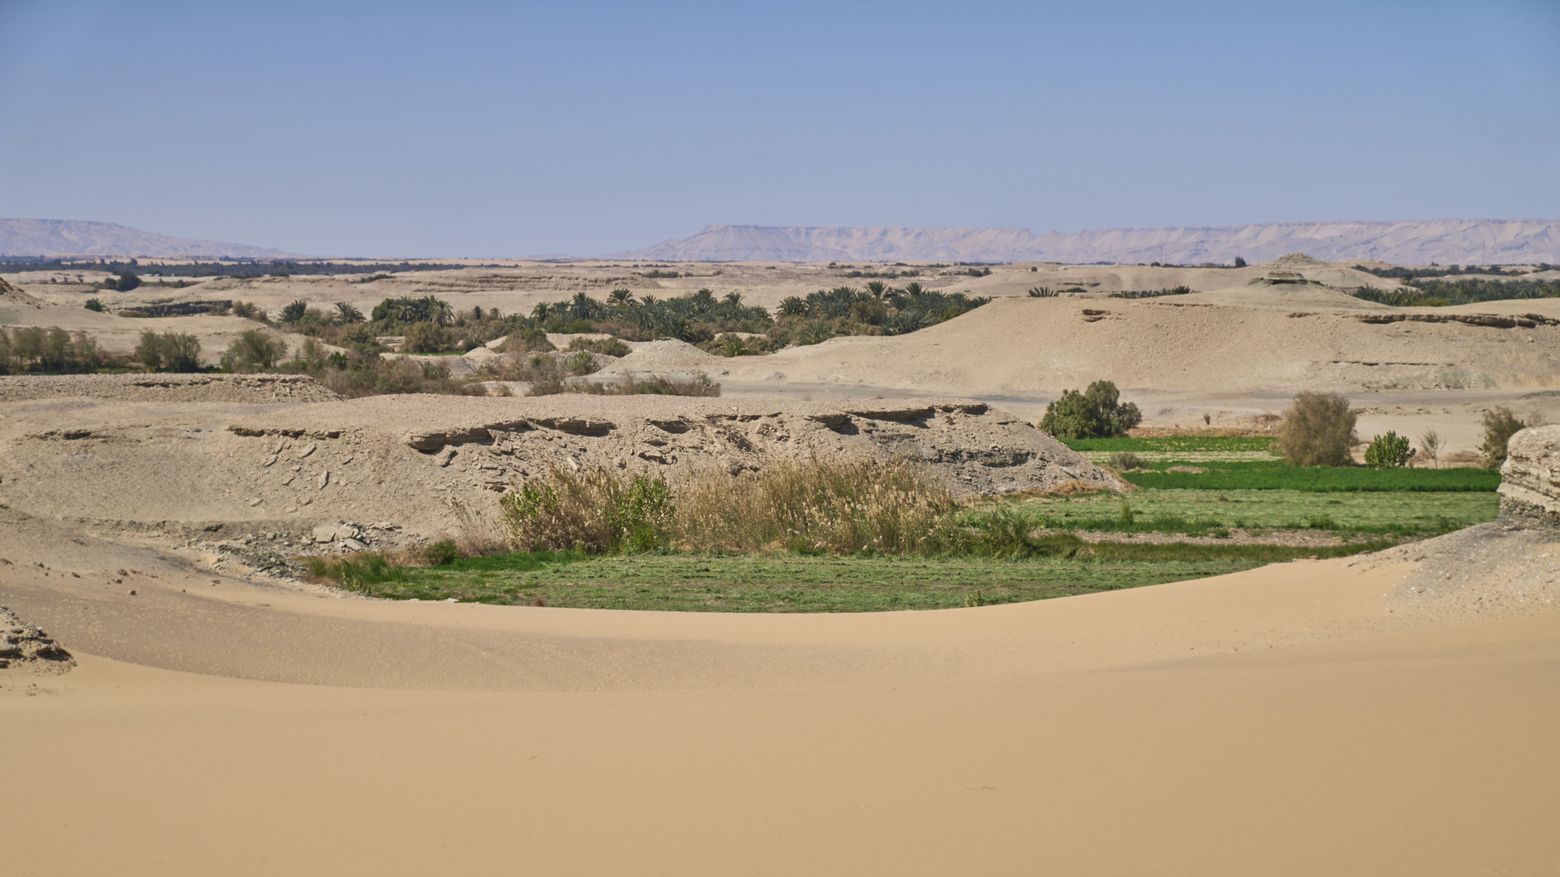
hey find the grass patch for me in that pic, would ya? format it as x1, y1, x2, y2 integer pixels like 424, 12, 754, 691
1006, 489, 1496, 536
317, 544, 1390, 612
1121, 461, 1499, 491
1063, 436, 1275, 454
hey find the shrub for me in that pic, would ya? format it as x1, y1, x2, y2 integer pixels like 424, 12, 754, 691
84, 298, 105, 312
676, 458, 956, 554
220, 329, 287, 372
1275, 392, 1357, 466
1107, 451, 1146, 471
573, 373, 721, 397
421, 539, 462, 566
135, 331, 202, 373
279, 299, 309, 323
501, 468, 674, 554
1480, 407, 1527, 469
1364, 432, 1414, 469
1039, 380, 1142, 439
1419, 429, 1442, 468
111, 271, 140, 292
566, 336, 631, 357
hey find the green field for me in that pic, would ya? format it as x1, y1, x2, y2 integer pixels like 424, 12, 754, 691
308, 435, 1502, 612
1005, 489, 1495, 536
318, 542, 1395, 613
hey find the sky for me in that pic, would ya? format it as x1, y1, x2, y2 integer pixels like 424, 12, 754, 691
1, 0, 1557, 257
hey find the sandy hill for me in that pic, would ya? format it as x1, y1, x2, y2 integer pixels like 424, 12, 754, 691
699, 294, 1560, 396
0, 218, 293, 259
625, 219, 1560, 264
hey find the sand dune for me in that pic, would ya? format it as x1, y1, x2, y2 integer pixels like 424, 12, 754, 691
3, 503, 1558, 875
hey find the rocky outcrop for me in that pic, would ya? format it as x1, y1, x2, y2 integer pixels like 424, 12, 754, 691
1499, 426, 1560, 528
0, 607, 74, 673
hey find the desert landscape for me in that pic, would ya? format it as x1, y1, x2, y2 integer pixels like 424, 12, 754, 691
4, 241, 1560, 874
5, 2, 1560, 873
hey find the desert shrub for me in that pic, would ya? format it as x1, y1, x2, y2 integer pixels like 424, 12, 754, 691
1480, 407, 1528, 469
574, 373, 721, 397
1027, 286, 1056, 297
135, 330, 202, 372
84, 297, 105, 312
421, 539, 462, 566
566, 336, 631, 357
1364, 432, 1414, 469
403, 321, 454, 353
501, 327, 556, 353
220, 329, 287, 372
279, 299, 309, 323
501, 468, 674, 554
230, 301, 267, 322
110, 271, 140, 292
677, 457, 956, 554
1275, 392, 1357, 466
1419, 429, 1442, 468
1107, 451, 1146, 471
1040, 380, 1142, 439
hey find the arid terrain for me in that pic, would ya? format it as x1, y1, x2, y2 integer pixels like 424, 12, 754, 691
3, 254, 1560, 875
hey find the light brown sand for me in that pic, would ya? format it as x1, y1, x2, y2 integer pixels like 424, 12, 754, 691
3, 521, 1559, 875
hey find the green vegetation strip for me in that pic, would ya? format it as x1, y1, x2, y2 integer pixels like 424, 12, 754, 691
1120, 461, 1499, 492
321, 543, 1393, 613
1006, 489, 1496, 536
1062, 436, 1275, 453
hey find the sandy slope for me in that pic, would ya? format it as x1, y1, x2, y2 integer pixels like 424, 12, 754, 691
2, 513, 1559, 875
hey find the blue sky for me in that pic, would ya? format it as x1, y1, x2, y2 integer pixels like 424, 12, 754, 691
1, 0, 1556, 256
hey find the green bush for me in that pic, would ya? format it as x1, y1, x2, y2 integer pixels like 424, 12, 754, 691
1275, 392, 1357, 466
84, 298, 105, 312
1480, 407, 1528, 469
501, 468, 674, 554
1039, 380, 1142, 439
421, 539, 462, 566
135, 330, 203, 373
220, 329, 287, 372
1107, 451, 1146, 471
1364, 432, 1414, 469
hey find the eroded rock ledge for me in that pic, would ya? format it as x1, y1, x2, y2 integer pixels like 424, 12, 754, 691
1501, 425, 1560, 528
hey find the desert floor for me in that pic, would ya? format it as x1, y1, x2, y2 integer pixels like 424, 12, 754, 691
3, 519, 1559, 875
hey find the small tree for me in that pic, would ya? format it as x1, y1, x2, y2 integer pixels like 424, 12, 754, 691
1039, 380, 1143, 439
1233, 256, 1247, 268
1364, 432, 1414, 469
279, 299, 309, 323
1275, 392, 1357, 466
335, 302, 365, 324
1480, 407, 1527, 469
1419, 429, 1443, 468
220, 329, 286, 372
112, 271, 141, 292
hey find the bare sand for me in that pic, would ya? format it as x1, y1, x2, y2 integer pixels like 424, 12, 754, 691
3, 507, 1559, 874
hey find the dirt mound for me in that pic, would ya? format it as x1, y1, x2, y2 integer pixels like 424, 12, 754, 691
0, 607, 74, 673
0, 373, 338, 404
0, 394, 1118, 552
592, 339, 714, 378
701, 297, 1560, 395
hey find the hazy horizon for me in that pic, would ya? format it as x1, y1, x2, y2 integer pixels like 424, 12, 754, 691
2, 0, 1557, 257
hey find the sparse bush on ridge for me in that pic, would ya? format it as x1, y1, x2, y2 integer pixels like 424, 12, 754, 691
1275, 392, 1357, 466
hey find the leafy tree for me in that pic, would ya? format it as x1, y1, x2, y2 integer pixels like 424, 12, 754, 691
1364, 432, 1414, 468
1039, 380, 1142, 439
112, 271, 141, 292
1275, 392, 1357, 466
220, 329, 287, 372
1480, 407, 1528, 469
